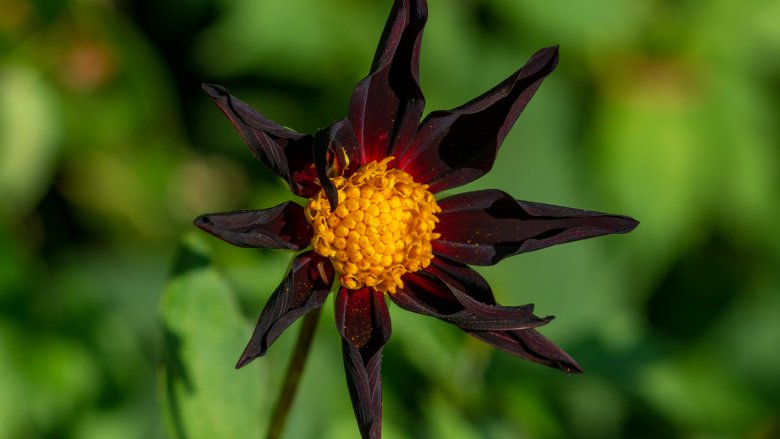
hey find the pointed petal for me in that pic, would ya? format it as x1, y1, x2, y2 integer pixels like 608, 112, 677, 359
236, 252, 334, 368
391, 258, 579, 373
392, 260, 550, 330
349, 0, 427, 163
313, 120, 361, 211
202, 83, 318, 197
335, 287, 391, 439
433, 189, 639, 265
399, 46, 559, 192
194, 201, 312, 250
469, 329, 582, 374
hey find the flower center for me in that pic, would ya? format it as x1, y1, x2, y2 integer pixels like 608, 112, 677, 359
304, 157, 440, 293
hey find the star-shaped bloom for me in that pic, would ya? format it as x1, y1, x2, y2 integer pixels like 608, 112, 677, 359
194, 1, 637, 437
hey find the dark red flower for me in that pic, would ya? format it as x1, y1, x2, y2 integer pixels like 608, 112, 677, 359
194, 1, 637, 437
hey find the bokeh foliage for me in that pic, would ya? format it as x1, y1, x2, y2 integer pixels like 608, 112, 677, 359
1, 0, 779, 438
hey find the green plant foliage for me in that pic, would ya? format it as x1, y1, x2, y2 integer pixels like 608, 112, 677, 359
159, 238, 267, 439
1, 0, 779, 437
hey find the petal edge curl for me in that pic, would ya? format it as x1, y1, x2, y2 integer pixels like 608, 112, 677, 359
202, 83, 318, 197
194, 201, 312, 251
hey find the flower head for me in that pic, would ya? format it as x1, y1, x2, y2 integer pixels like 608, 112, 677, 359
194, 0, 638, 437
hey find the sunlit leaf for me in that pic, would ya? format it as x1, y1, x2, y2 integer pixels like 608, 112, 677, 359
159, 241, 266, 439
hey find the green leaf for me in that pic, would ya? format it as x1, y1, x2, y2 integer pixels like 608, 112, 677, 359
159, 240, 266, 439
0, 64, 59, 218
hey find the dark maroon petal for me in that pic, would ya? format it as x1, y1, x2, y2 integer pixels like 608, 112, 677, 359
398, 46, 559, 193
349, 0, 427, 164
236, 252, 334, 368
392, 258, 579, 373
314, 120, 361, 211
393, 260, 550, 331
427, 257, 495, 305
433, 189, 639, 265
202, 83, 318, 197
335, 287, 391, 439
469, 329, 582, 374
194, 201, 312, 250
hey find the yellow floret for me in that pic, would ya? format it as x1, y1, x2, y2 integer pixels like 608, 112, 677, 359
304, 157, 440, 293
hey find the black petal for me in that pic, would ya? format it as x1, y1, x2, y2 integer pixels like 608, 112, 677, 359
202, 83, 318, 197
348, 0, 427, 164
398, 47, 559, 193
433, 189, 639, 265
335, 287, 391, 439
391, 258, 581, 374
236, 252, 334, 368
194, 202, 312, 250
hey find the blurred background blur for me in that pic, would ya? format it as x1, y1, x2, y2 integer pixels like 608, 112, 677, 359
2, 0, 779, 438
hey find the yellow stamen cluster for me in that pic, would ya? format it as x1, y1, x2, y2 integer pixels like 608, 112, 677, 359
304, 157, 440, 293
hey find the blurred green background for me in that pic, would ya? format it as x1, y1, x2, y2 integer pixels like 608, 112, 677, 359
2, 0, 779, 438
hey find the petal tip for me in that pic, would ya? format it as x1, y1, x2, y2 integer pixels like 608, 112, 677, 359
235, 349, 265, 369
619, 216, 640, 234
540, 45, 560, 67
193, 214, 211, 231
561, 361, 584, 375
201, 83, 227, 99
235, 355, 253, 369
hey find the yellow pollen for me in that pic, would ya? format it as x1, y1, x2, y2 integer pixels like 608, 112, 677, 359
304, 157, 441, 293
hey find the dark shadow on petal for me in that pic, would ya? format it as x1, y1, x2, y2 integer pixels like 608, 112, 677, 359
194, 202, 312, 250
433, 189, 639, 265
335, 287, 391, 439
399, 46, 559, 192
236, 252, 334, 368
394, 260, 550, 331
470, 329, 582, 374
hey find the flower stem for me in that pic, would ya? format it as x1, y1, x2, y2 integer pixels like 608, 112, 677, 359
265, 307, 322, 439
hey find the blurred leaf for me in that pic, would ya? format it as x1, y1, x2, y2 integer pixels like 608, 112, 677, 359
418, 1, 485, 112
0, 323, 27, 438
195, 0, 379, 83
713, 277, 780, 393
391, 307, 461, 385
72, 408, 149, 439
502, 385, 565, 439
159, 240, 266, 439
426, 391, 482, 439
638, 354, 766, 435
0, 224, 28, 300
0, 64, 59, 218
560, 377, 625, 439
703, 70, 778, 246
0, 323, 99, 438
591, 56, 711, 282
493, 0, 649, 52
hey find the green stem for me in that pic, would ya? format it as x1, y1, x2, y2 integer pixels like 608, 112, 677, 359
265, 307, 322, 439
